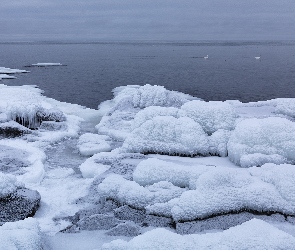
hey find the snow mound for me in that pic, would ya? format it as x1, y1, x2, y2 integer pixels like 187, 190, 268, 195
133, 158, 214, 188
181, 100, 236, 134
250, 163, 295, 203
274, 98, 295, 117
132, 106, 186, 129
102, 219, 295, 250
171, 168, 293, 222
228, 117, 295, 167
97, 174, 184, 209
78, 133, 112, 156
208, 129, 231, 157
0, 172, 24, 198
122, 116, 209, 156
0, 218, 42, 250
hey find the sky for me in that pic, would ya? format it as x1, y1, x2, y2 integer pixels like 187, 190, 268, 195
1, 0, 295, 41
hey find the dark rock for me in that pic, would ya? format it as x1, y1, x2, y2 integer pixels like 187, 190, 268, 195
144, 214, 174, 228
0, 121, 31, 137
39, 121, 67, 131
106, 221, 141, 236
76, 214, 119, 230
0, 188, 41, 224
114, 205, 146, 223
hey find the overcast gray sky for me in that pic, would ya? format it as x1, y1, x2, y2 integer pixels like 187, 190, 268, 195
1, 0, 295, 41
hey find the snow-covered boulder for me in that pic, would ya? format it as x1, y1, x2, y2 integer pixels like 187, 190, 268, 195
102, 219, 295, 250
0, 121, 32, 137
133, 158, 214, 188
208, 129, 231, 157
132, 106, 185, 130
77, 133, 112, 156
171, 168, 293, 222
181, 100, 236, 134
0, 218, 42, 250
97, 174, 185, 209
228, 117, 295, 167
122, 116, 209, 156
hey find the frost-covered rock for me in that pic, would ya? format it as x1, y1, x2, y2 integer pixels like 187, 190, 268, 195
0, 121, 32, 137
37, 108, 66, 122
76, 214, 119, 230
97, 175, 184, 209
0, 218, 42, 250
39, 121, 67, 131
106, 221, 142, 236
77, 133, 112, 156
171, 168, 293, 222
228, 117, 295, 167
181, 100, 236, 134
1, 187, 41, 223
102, 219, 295, 250
122, 116, 209, 156
133, 158, 214, 188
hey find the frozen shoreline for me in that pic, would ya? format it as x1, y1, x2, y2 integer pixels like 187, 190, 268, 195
1, 83, 295, 249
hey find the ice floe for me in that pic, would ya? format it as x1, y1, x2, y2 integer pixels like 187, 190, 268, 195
31, 63, 63, 66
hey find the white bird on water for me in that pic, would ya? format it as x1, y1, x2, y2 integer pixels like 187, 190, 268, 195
255, 56, 261, 60
204, 55, 209, 59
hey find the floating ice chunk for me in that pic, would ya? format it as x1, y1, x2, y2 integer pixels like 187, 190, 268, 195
77, 133, 112, 156
102, 219, 295, 250
0, 172, 24, 198
0, 67, 29, 74
181, 100, 236, 134
132, 106, 186, 130
122, 116, 209, 156
97, 174, 184, 209
133, 158, 214, 188
0, 218, 42, 250
240, 153, 287, 168
0, 74, 16, 80
171, 168, 293, 222
31, 63, 63, 66
228, 117, 295, 167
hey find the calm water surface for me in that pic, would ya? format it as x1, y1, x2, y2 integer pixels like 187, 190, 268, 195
1, 41, 295, 109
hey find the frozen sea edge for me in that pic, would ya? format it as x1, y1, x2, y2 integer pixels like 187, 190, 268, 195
1, 83, 295, 249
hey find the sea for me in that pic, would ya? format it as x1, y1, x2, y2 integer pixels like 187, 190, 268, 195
1, 40, 295, 109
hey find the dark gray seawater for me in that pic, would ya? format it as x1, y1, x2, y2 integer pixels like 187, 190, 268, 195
1, 41, 295, 109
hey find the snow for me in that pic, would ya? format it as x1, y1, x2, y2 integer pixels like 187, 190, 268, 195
102, 219, 295, 250
0, 218, 42, 250
122, 116, 209, 156
228, 117, 295, 167
181, 100, 237, 134
0, 74, 16, 80
0, 172, 24, 198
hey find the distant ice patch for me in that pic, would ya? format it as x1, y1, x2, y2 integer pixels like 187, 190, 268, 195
31, 63, 63, 66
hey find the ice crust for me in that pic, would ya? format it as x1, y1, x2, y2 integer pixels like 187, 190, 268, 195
228, 117, 295, 167
0, 67, 29, 74
78, 133, 112, 156
102, 219, 295, 250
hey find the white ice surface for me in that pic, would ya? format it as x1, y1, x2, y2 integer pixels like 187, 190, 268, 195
32, 63, 63, 66
78, 133, 112, 156
0, 66, 29, 74
102, 219, 295, 250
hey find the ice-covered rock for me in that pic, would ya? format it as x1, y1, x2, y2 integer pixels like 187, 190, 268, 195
0, 121, 32, 137
208, 129, 231, 157
0, 218, 42, 250
97, 174, 184, 209
77, 133, 112, 156
102, 219, 295, 250
76, 214, 119, 231
171, 168, 293, 222
133, 158, 214, 188
228, 117, 295, 167
181, 100, 236, 134
105, 221, 142, 237
122, 116, 209, 156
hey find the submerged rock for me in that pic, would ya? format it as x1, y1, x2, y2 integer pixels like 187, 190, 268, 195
0, 188, 41, 224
